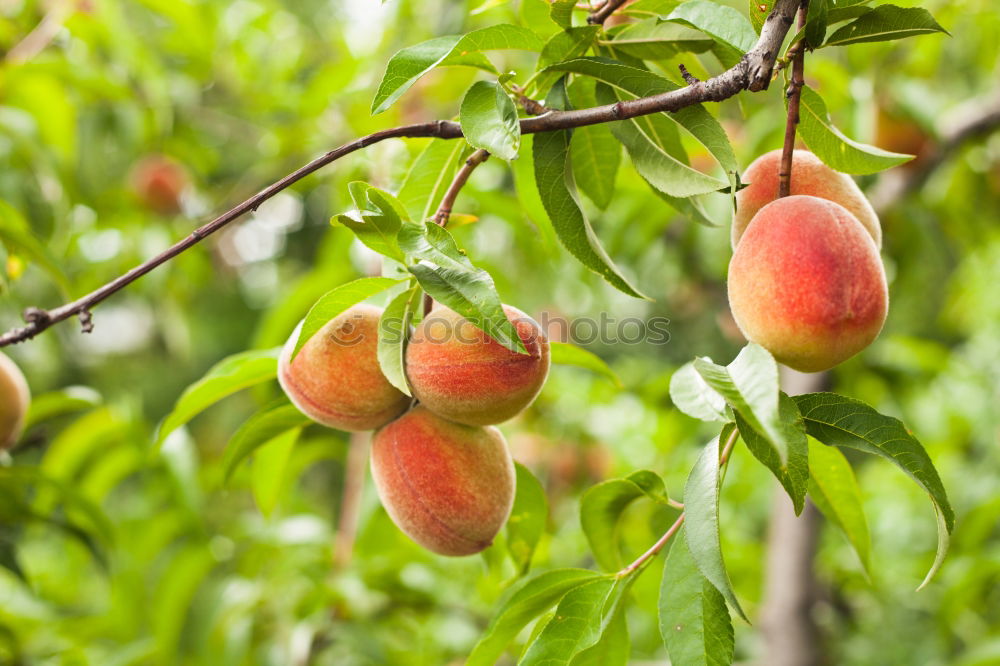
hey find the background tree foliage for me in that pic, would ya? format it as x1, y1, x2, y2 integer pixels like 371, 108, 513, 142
0, 0, 998, 664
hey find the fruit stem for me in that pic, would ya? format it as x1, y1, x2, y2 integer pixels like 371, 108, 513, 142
778, 1, 809, 198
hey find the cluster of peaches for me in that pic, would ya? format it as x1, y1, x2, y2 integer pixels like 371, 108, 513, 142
279, 303, 550, 556
727, 150, 889, 373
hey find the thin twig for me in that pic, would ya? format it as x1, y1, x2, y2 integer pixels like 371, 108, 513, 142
6, 0, 74, 65
778, 1, 809, 198
333, 432, 370, 568
0, 0, 801, 348
588, 0, 628, 25
433, 149, 490, 227
678, 63, 701, 85
616, 427, 740, 577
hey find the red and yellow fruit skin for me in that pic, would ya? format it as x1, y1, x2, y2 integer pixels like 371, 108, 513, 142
405, 305, 550, 426
0, 352, 30, 450
727, 195, 888, 373
278, 304, 410, 431
733, 149, 881, 249
370, 406, 515, 556
130, 155, 188, 215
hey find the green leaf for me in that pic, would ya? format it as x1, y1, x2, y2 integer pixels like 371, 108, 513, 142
665, 0, 757, 52
581, 470, 671, 571
397, 139, 467, 223
546, 58, 739, 180
251, 427, 299, 516
223, 400, 311, 482
670, 362, 729, 423
684, 434, 747, 621
605, 18, 715, 60
807, 438, 871, 573
460, 81, 521, 160
371, 26, 543, 114
551, 341, 623, 387
507, 462, 549, 574
570, 606, 629, 666
334, 182, 409, 262
520, 576, 630, 666
467, 568, 603, 666
824, 5, 947, 47
797, 85, 912, 175
156, 349, 281, 447
377, 284, 420, 396
292, 277, 404, 359
804, 0, 830, 47
399, 222, 526, 353
537, 25, 600, 83
550, 0, 576, 28
660, 530, 735, 666
23, 386, 102, 430
734, 393, 809, 515
532, 120, 647, 299
794, 392, 953, 588
748, 0, 776, 34
693, 343, 791, 465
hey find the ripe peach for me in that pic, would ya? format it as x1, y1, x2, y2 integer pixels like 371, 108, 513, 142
278, 304, 410, 431
727, 195, 888, 373
405, 305, 549, 426
0, 352, 30, 450
370, 406, 515, 556
131, 155, 188, 215
733, 150, 881, 249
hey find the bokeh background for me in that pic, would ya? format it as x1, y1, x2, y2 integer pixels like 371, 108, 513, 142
1, 0, 998, 664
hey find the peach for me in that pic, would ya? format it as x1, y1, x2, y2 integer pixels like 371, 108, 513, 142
131, 155, 188, 215
0, 352, 30, 450
370, 406, 515, 556
278, 304, 410, 431
727, 195, 888, 373
405, 305, 549, 426
733, 149, 881, 249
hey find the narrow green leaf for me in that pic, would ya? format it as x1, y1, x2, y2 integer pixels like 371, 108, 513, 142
581, 470, 671, 571
804, 0, 830, 47
734, 393, 809, 515
23, 386, 102, 430
333, 182, 407, 262
467, 568, 603, 666
824, 5, 947, 47
520, 576, 629, 666
807, 438, 871, 573
794, 392, 953, 588
371, 25, 542, 114
156, 349, 281, 447
659, 530, 735, 666
0, 200, 69, 293
665, 0, 757, 52
684, 435, 747, 621
693, 343, 791, 465
532, 123, 648, 299
797, 85, 912, 175
377, 285, 420, 395
551, 341, 623, 388
670, 362, 729, 423
251, 427, 299, 516
507, 462, 549, 574
292, 277, 404, 359
460, 81, 520, 160
550, 0, 576, 28
399, 222, 526, 353
570, 607, 629, 666
605, 18, 714, 60
748, 0, 776, 34
223, 400, 311, 482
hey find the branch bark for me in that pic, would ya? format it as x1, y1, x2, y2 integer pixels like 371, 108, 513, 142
588, 0, 628, 25
0, 0, 800, 347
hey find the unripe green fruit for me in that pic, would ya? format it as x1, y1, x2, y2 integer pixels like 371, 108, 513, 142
727, 195, 888, 373
278, 304, 410, 431
405, 305, 550, 426
732, 149, 881, 249
0, 352, 30, 450
370, 406, 515, 556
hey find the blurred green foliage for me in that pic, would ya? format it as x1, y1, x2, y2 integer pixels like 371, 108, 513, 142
0, 0, 998, 664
